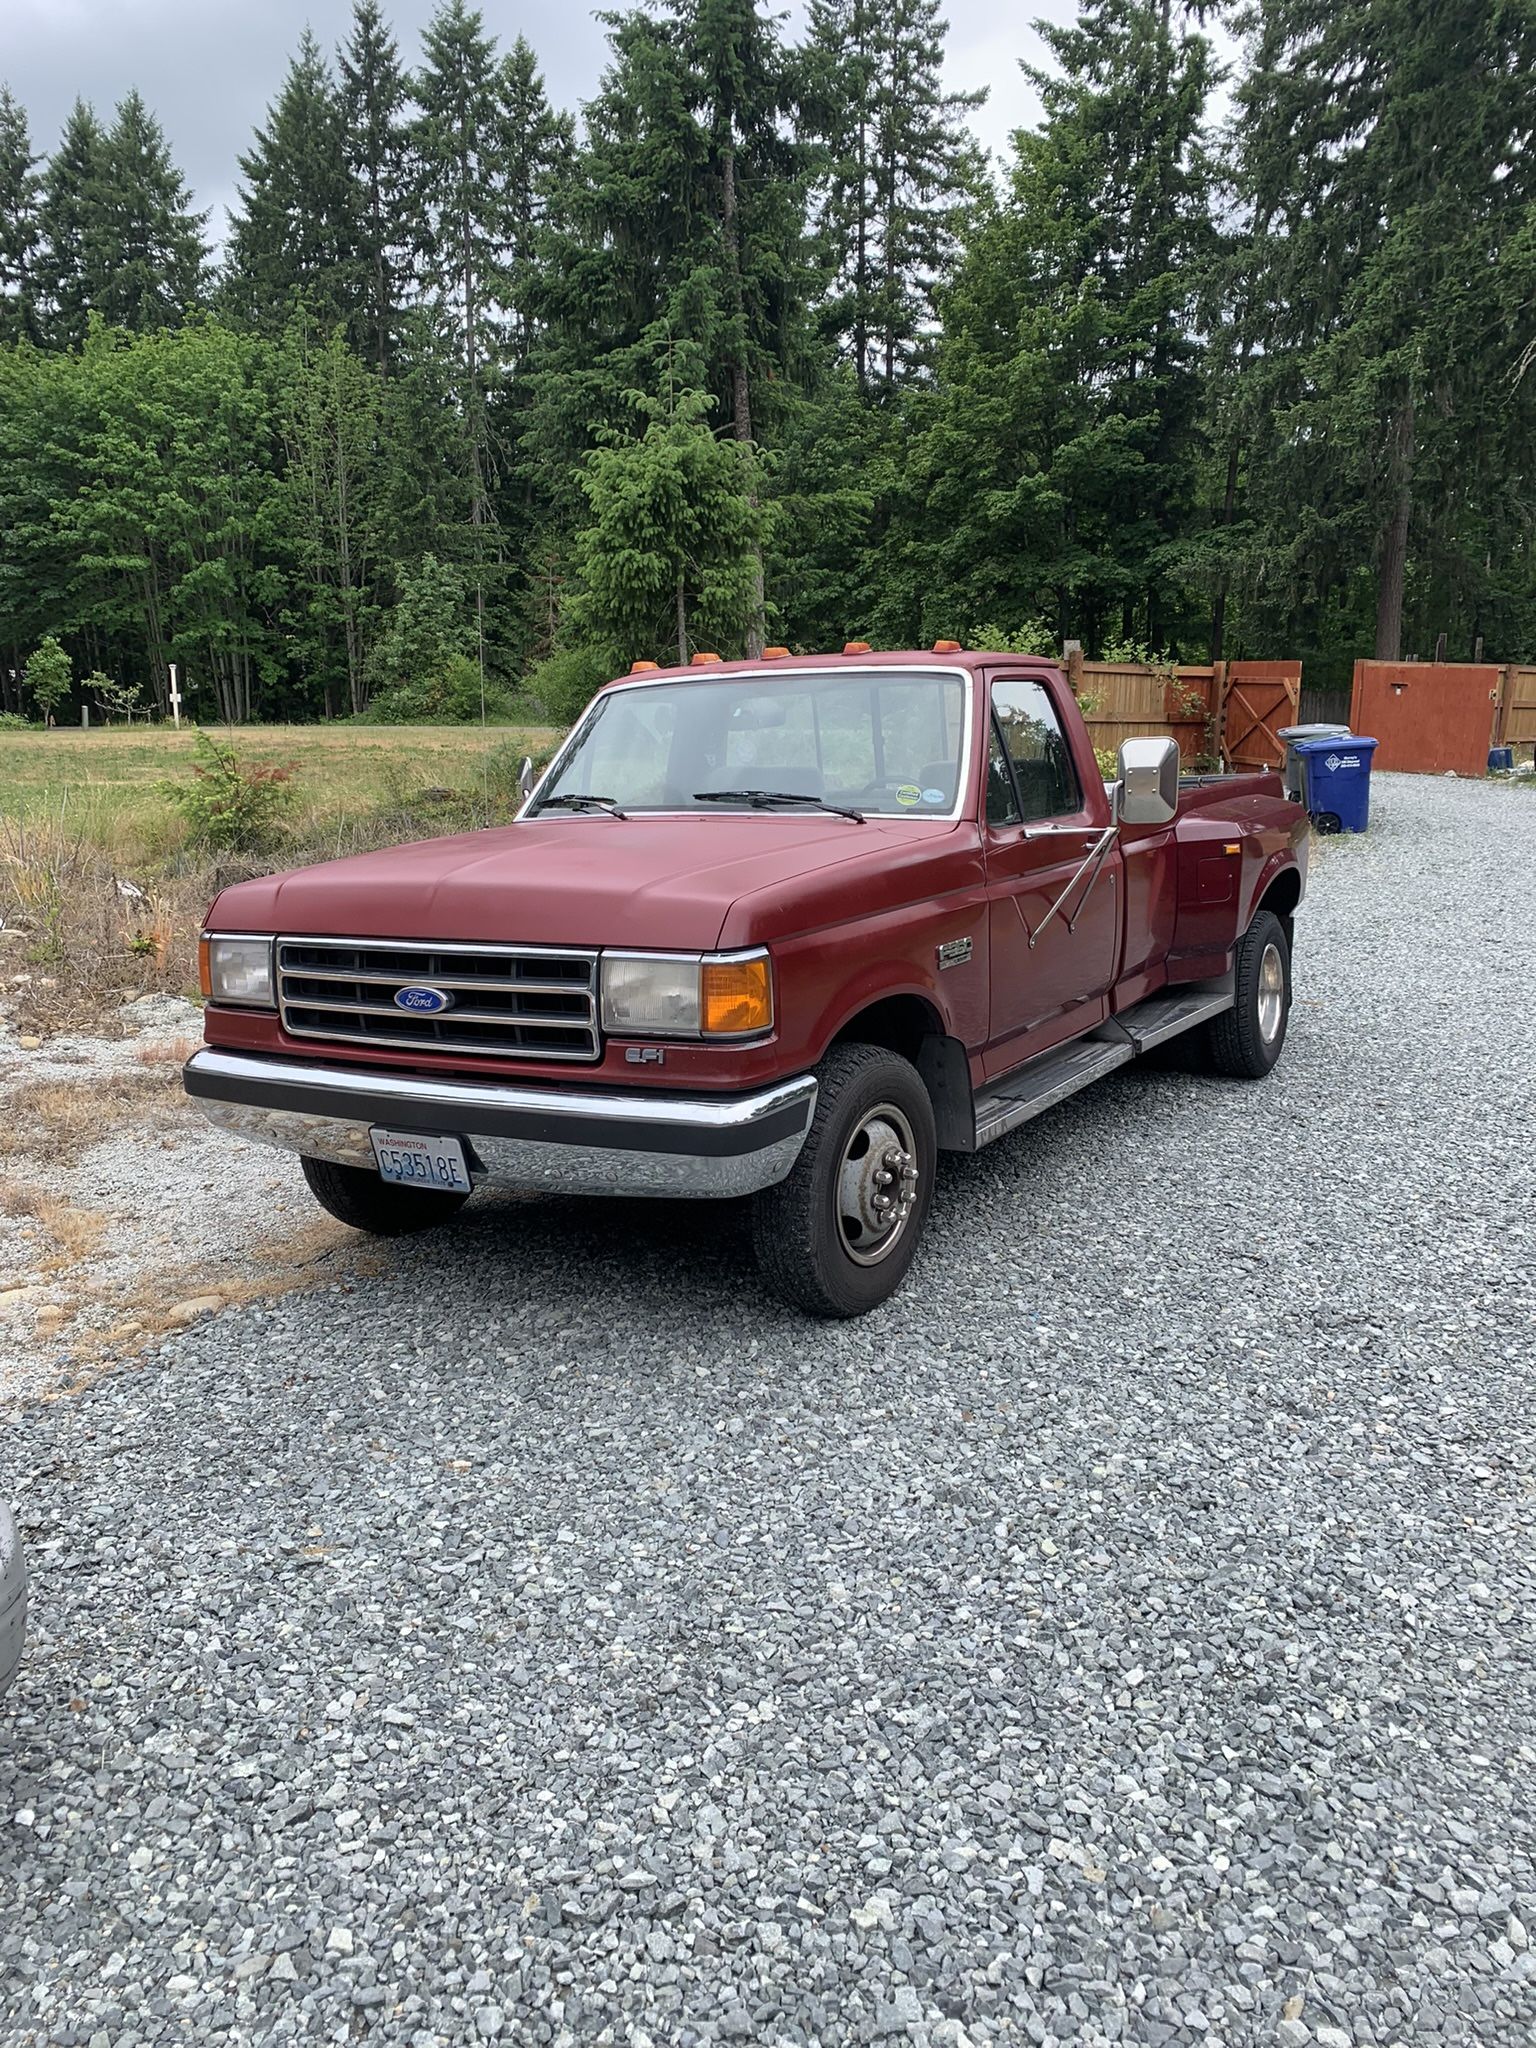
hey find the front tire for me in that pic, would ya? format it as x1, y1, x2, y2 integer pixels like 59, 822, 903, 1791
1202, 907, 1291, 1078
300, 1155, 470, 1237
751, 1043, 936, 1317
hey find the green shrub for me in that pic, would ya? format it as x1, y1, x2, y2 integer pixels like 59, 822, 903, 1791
163, 729, 298, 851
522, 643, 616, 725
0, 710, 33, 730
363, 652, 515, 725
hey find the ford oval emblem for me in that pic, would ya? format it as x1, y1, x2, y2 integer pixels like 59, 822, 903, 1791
394, 984, 453, 1014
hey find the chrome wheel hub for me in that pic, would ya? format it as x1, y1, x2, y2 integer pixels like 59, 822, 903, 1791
1257, 941, 1286, 1043
837, 1102, 920, 1266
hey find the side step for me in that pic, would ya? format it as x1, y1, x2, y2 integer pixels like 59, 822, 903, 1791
973, 1037, 1134, 1149
970, 976, 1234, 1151
1097, 974, 1234, 1054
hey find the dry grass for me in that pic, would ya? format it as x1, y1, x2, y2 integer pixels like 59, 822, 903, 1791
0, 721, 560, 868
0, 1068, 187, 1165
0, 720, 563, 1036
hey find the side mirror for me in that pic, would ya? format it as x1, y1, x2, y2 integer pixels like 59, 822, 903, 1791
1117, 736, 1180, 825
517, 755, 536, 800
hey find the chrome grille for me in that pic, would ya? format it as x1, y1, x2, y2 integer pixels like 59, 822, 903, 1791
276, 937, 601, 1062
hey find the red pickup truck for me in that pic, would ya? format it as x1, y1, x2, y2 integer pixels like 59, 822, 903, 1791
185, 649, 1307, 1315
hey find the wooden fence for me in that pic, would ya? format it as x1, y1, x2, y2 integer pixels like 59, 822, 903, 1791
1062, 652, 1302, 768
1497, 666, 1536, 751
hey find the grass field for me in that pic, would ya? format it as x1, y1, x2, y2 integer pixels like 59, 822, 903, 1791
0, 721, 562, 866
0, 720, 563, 1034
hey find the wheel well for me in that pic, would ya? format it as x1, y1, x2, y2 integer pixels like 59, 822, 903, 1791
831, 993, 944, 1065
831, 995, 973, 1150
1258, 866, 1302, 944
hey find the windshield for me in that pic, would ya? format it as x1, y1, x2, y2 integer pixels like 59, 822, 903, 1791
536, 669, 968, 818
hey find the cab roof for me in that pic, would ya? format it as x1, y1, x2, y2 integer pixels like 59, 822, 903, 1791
600, 647, 1063, 689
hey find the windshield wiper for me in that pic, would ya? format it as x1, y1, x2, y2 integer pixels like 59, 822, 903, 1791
693, 788, 865, 824
537, 792, 628, 819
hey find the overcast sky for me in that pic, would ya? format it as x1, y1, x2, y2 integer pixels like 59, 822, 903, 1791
2, 1, 1088, 240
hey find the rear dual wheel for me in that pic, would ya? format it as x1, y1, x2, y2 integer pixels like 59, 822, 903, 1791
752, 1043, 936, 1318
1201, 907, 1291, 1079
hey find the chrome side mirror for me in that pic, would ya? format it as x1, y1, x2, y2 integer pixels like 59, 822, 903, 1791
517, 755, 536, 800
1116, 736, 1179, 825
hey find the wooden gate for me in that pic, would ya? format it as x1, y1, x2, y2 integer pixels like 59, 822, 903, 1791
1496, 666, 1536, 752
1350, 661, 1500, 775
1221, 661, 1302, 769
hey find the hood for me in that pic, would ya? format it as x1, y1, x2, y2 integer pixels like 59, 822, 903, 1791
208, 811, 959, 952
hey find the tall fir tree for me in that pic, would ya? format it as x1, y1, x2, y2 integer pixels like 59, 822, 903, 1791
35, 99, 105, 347
86, 91, 206, 332
412, 0, 515, 650
0, 85, 43, 345
1231, 0, 1536, 662
338, 0, 415, 375
805, 0, 985, 394
227, 33, 357, 334
895, 0, 1217, 651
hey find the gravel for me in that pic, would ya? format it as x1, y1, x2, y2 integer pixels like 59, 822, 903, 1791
4, 771, 1535, 2048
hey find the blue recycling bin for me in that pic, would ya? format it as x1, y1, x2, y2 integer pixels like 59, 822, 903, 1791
1290, 735, 1379, 833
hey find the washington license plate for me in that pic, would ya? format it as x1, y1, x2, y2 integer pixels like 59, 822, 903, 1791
370, 1127, 472, 1193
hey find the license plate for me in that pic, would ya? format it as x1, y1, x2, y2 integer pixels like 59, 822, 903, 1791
369, 1127, 472, 1193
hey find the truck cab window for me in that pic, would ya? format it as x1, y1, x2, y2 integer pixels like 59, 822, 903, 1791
990, 679, 1080, 821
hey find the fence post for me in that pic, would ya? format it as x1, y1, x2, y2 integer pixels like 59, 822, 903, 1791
1062, 640, 1083, 697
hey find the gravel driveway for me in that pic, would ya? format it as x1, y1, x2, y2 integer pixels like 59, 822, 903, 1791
4, 772, 1534, 2048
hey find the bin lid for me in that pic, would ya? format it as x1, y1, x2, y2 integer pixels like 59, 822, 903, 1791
1278, 723, 1352, 741
1290, 734, 1378, 755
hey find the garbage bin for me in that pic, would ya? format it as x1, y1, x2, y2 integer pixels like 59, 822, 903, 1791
1290, 735, 1379, 833
1278, 723, 1353, 805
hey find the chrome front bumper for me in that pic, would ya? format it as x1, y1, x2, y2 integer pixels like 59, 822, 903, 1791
183, 1048, 818, 1200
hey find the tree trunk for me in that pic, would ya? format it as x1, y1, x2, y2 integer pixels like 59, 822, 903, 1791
1208, 439, 1241, 662
720, 140, 766, 658
1374, 399, 1414, 660
676, 569, 688, 669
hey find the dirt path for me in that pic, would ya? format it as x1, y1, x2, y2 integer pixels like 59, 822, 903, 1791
0, 995, 375, 1403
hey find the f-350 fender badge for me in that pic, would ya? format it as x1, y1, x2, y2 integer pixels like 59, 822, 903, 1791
936, 937, 973, 970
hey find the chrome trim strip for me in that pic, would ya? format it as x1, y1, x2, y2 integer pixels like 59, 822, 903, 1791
184, 1050, 818, 1201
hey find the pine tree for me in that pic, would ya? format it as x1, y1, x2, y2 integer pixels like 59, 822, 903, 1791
227, 34, 357, 334
1232, 0, 1536, 661
338, 0, 415, 374
412, 0, 515, 651
87, 92, 207, 333
35, 100, 105, 347
0, 86, 43, 345
569, 357, 767, 666
805, 0, 985, 393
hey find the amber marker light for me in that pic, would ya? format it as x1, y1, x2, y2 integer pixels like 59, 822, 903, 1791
630, 659, 659, 672
197, 933, 213, 998
762, 645, 791, 660
843, 639, 871, 654
690, 651, 723, 665
702, 954, 773, 1037
1223, 842, 1241, 855
933, 638, 962, 652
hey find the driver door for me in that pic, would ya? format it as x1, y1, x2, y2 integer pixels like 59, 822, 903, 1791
983, 675, 1120, 1078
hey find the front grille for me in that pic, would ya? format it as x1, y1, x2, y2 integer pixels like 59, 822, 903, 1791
276, 937, 601, 1062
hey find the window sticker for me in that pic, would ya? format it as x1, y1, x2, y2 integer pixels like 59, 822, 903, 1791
922, 787, 945, 804
896, 784, 922, 806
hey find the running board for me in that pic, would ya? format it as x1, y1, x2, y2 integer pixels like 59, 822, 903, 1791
970, 976, 1234, 1151
973, 1038, 1134, 1149
1096, 974, 1235, 1053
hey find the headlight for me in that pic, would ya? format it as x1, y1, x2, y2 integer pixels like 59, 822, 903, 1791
601, 949, 772, 1039
199, 933, 274, 1007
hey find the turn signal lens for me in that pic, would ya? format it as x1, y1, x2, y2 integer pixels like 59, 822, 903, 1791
198, 934, 212, 998
702, 954, 773, 1037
